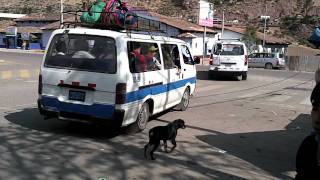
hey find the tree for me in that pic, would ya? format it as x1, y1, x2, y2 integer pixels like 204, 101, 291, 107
303, 0, 314, 17
242, 26, 259, 52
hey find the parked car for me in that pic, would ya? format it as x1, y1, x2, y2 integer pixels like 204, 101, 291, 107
248, 52, 285, 69
209, 39, 248, 80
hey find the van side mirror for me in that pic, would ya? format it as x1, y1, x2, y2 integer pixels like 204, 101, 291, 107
194, 56, 201, 64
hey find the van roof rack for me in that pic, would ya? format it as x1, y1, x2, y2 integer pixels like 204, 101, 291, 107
61, 10, 167, 35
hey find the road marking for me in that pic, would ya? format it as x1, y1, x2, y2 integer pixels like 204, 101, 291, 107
0, 60, 5, 63
19, 70, 30, 78
1, 71, 12, 79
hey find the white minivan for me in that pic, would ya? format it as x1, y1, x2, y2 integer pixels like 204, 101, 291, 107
209, 40, 248, 80
38, 28, 200, 132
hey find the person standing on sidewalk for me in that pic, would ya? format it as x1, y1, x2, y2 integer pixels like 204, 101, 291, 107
295, 83, 320, 179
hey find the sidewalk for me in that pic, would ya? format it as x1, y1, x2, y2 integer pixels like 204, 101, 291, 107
0, 48, 45, 54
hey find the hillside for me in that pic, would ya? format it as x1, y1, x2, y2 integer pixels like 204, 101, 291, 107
0, 0, 319, 47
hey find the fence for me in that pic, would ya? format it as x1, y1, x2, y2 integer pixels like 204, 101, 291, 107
286, 56, 320, 72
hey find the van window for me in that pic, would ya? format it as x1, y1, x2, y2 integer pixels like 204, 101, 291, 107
214, 44, 244, 56
181, 45, 194, 65
45, 34, 116, 74
161, 44, 181, 69
264, 53, 275, 58
127, 41, 161, 73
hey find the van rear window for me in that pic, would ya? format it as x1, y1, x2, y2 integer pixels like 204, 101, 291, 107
214, 44, 244, 56
45, 34, 116, 74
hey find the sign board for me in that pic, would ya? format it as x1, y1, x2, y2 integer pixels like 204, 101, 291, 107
5, 26, 17, 36
199, 0, 214, 27
21, 32, 30, 40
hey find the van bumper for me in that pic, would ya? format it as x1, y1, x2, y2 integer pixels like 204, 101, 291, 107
37, 97, 124, 126
209, 69, 246, 77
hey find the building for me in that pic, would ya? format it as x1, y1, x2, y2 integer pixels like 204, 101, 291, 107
212, 24, 291, 54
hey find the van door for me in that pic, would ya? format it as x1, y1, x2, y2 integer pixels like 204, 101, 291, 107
161, 44, 182, 108
127, 41, 164, 114
180, 44, 196, 93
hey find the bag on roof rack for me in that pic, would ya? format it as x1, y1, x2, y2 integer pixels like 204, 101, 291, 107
80, 0, 106, 24
100, 0, 138, 29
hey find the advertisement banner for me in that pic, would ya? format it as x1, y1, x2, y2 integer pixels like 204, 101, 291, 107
199, 0, 214, 27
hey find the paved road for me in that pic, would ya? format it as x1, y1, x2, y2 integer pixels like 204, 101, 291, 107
0, 51, 315, 180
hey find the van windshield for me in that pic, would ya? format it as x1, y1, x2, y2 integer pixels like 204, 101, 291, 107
45, 34, 116, 74
214, 44, 244, 56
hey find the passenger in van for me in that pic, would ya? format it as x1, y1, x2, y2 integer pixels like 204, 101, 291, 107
55, 40, 67, 56
145, 46, 161, 71
72, 39, 95, 59
172, 46, 181, 69
130, 42, 147, 72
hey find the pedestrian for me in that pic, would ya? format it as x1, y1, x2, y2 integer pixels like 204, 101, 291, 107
295, 83, 320, 180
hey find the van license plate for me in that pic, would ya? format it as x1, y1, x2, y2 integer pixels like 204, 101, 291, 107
69, 91, 85, 102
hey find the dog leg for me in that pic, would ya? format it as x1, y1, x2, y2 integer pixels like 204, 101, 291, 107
144, 144, 149, 159
163, 140, 169, 153
150, 141, 160, 160
169, 139, 177, 153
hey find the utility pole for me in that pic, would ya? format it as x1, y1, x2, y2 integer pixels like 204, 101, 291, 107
222, 9, 225, 39
263, 3, 267, 48
60, 0, 64, 28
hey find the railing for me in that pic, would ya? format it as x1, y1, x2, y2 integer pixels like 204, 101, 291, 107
60, 10, 164, 33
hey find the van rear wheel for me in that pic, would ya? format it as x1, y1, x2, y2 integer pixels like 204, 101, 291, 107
127, 103, 149, 133
176, 88, 190, 111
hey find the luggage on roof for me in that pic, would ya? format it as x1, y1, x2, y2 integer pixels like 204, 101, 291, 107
80, 0, 106, 24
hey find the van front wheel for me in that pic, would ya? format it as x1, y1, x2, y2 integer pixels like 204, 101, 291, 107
127, 103, 149, 133
176, 88, 190, 111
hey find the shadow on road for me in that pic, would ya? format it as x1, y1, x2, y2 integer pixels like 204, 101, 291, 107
1, 108, 247, 180
196, 113, 312, 179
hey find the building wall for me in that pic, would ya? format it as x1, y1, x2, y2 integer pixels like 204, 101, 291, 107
41, 30, 53, 49
16, 21, 51, 27
0, 34, 5, 47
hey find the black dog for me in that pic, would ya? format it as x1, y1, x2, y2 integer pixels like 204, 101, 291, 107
144, 119, 186, 160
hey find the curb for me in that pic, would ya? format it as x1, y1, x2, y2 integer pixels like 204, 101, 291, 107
0, 48, 45, 55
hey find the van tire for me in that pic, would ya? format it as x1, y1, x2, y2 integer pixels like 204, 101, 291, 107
265, 63, 273, 69
127, 103, 149, 133
242, 72, 248, 80
176, 88, 190, 111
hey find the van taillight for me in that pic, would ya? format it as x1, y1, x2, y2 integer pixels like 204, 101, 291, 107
38, 74, 42, 95
245, 55, 248, 66
209, 59, 213, 65
116, 83, 127, 104
276, 59, 279, 65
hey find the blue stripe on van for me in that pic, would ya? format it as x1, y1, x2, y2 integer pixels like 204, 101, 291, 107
40, 77, 196, 119
41, 97, 115, 119
125, 77, 196, 103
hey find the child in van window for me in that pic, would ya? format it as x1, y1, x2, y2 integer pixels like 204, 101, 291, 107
295, 83, 320, 180
130, 42, 146, 72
